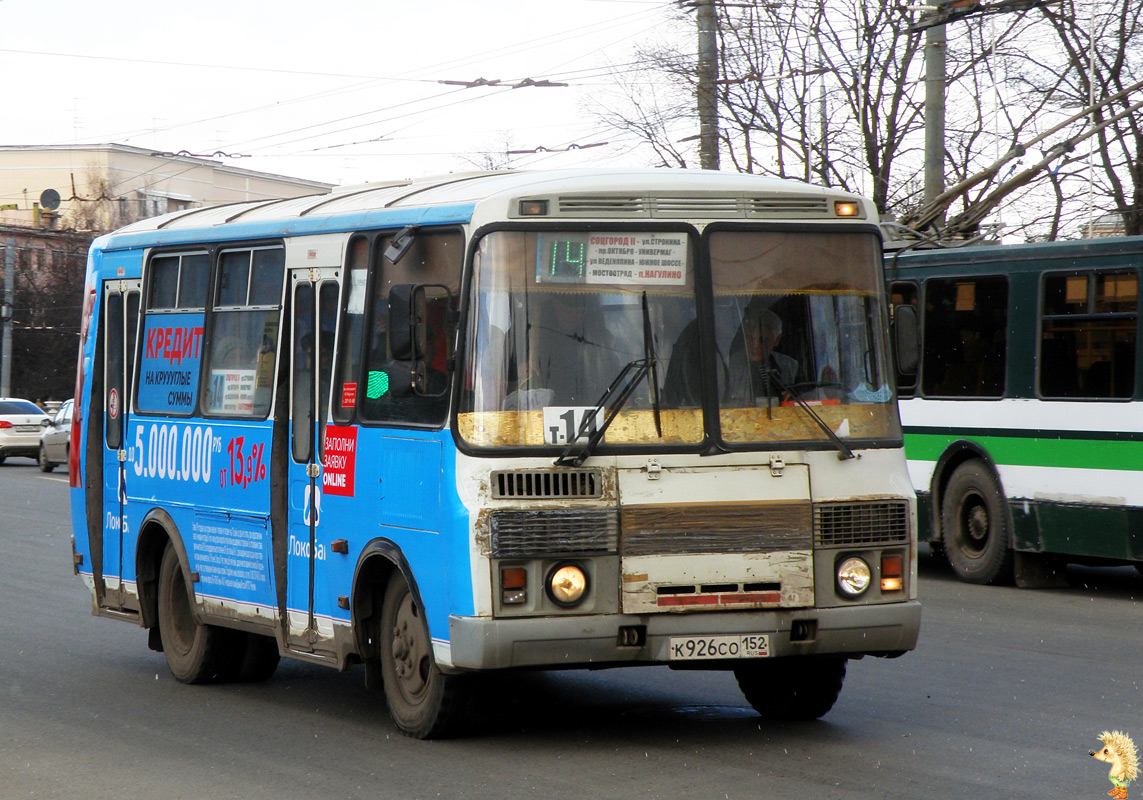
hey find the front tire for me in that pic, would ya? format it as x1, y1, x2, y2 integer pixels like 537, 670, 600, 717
940, 460, 1013, 584
157, 544, 230, 683
734, 656, 847, 720
379, 575, 467, 738
38, 445, 54, 472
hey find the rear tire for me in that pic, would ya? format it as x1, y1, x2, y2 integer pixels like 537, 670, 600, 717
38, 445, 54, 472
379, 574, 467, 738
734, 656, 847, 720
157, 544, 230, 683
940, 460, 1013, 585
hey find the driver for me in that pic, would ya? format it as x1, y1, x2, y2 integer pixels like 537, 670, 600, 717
725, 304, 799, 404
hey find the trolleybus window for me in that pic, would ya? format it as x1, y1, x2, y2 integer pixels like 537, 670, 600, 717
920, 276, 1007, 398
1039, 271, 1136, 399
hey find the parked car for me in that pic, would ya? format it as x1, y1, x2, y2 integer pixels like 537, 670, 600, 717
0, 398, 50, 465
39, 398, 73, 473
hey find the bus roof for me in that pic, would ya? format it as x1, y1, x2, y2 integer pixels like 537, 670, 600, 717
95, 168, 872, 252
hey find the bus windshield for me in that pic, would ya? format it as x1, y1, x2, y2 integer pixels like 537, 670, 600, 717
708, 229, 899, 445
458, 227, 899, 449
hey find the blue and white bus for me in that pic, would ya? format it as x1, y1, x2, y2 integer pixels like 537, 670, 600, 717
70, 169, 919, 737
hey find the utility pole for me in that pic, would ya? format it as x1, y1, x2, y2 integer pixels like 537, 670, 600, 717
911, 1, 1059, 233
2, 239, 14, 397
924, 20, 947, 222
696, 0, 720, 170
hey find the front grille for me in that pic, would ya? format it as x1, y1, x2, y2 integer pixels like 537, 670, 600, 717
814, 501, 910, 547
621, 502, 813, 556
491, 469, 603, 499
490, 509, 619, 557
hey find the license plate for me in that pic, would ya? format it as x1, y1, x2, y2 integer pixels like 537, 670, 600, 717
16, 425, 38, 433
668, 634, 770, 660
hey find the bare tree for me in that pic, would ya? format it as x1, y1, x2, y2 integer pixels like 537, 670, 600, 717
1034, 0, 1143, 235
593, 2, 936, 217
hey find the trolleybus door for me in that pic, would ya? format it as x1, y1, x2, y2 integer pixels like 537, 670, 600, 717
285, 269, 340, 651
101, 279, 140, 610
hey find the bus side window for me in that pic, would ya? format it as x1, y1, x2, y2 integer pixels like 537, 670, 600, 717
359, 230, 462, 427
136, 252, 209, 416
1040, 271, 1136, 399
204, 246, 285, 417
921, 276, 1008, 398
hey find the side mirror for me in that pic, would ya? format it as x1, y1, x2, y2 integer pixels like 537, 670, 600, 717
893, 304, 920, 376
387, 283, 452, 397
388, 284, 426, 361
40, 417, 51, 428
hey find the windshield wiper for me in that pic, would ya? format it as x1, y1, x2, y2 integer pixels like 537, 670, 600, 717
764, 370, 856, 461
554, 358, 654, 467
555, 292, 661, 467
642, 291, 663, 438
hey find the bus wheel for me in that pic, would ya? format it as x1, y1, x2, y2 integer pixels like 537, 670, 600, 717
379, 575, 466, 738
157, 544, 228, 683
940, 461, 1013, 585
734, 656, 846, 720
38, 446, 54, 472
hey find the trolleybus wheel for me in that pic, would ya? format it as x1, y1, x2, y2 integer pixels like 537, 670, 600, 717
157, 543, 229, 683
38, 445, 54, 473
734, 656, 847, 721
940, 460, 1013, 585
379, 574, 467, 738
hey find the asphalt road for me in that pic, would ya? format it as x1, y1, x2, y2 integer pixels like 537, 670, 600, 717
2, 456, 1140, 800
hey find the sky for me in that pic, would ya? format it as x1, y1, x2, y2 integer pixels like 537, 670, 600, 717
0, 0, 685, 187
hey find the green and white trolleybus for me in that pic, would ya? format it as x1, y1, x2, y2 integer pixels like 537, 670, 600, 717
889, 236, 1143, 585
70, 168, 920, 737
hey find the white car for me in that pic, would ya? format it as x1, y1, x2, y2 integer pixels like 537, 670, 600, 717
38, 398, 73, 472
0, 398, 50, 465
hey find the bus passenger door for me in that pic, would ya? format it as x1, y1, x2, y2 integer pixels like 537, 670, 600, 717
285, 269, 340, 653
101, 280, 140, 610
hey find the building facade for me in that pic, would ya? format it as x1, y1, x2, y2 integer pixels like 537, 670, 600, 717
0, 143, 333, 233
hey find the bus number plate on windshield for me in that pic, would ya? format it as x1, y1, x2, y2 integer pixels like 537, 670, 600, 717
669, 634, 770, 660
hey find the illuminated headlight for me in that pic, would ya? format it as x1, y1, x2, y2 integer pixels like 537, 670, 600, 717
836, 556, 872, 597
546, 562, 589, 607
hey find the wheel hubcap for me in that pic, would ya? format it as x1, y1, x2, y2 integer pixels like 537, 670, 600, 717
390, 594, 430, 703
960, 493, 990, 555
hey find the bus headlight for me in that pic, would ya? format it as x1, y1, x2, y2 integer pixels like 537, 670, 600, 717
546, 562, 589, 607
836, 556, 872, 597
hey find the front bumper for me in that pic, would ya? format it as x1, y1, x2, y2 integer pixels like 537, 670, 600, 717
446, 600, 920, 671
